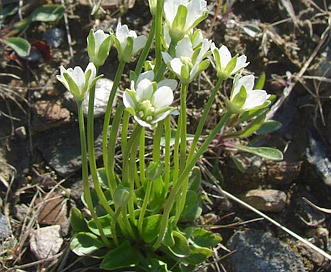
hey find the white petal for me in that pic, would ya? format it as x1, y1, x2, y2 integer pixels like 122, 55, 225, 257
136, 79, 154, 101
152, 86, 174, 109
154, 109, 173, 123
133, 35, 147, 55
134, 116, 152, 129
72, 66, 86, 91
123, 91, 135, 109
94, 30, 108, 50
238, 75, 254, 92
138, 71, 154, 84
158, 79, 178, 91
243, 90, 268, 110
169, 58, 184, 76
85, 62, 96, 85
233, 55, 248, 74
164, 0, 180, 25
162, 52, 172, 64
219, 45, 231, 69
116, 23, 130, 49
176, 37, 193, 58
185, 0, 207, 30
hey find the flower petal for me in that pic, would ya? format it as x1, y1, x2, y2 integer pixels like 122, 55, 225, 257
219, 45, 231, 69
133, 35, 147, 55
158, 79, 178, 91
152, 86, 174, 109
176, 37, 193, 58
136, 78, 154, 101
169, 58, 184, 76
123, 90, 136, 109
243, 90, 269, 110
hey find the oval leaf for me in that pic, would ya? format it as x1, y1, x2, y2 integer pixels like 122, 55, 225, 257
4, 37, 31, 57
257, 120, 282, 134
234, 144, 283, 161
70, 207, 89, 232
31, 5, 65, 22
142, 214, 163, 243
87, 214, 112, 237
70, 232, 105, 256
168, 230, 190, 258
100, 240, 139, 270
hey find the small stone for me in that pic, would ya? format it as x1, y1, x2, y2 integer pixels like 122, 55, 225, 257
240, 189, 287, 212
227, 229, 305, 272
31, 100, 71, 132
30, 225, 63, 260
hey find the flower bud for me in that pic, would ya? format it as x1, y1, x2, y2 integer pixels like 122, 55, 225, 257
146, 161, 164, 180
87, 29, 112, 67
114, 185, 130, 208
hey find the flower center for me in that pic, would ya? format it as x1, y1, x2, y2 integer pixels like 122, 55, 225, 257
137, 100, 155, 122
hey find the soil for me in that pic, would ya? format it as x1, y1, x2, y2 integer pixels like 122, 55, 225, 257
1, 0, 331, 271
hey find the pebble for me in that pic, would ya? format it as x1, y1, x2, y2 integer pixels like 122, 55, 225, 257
30, 225, 63, 260
227, 229, 305, 272
239, 189, 287, 212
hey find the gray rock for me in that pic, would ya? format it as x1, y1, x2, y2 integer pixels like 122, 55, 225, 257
34, 121, 103, 177
239, 189, 287, 212
227, 229, 305, 272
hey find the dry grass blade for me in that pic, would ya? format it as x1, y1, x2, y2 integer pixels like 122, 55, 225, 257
302, 197, 331, 214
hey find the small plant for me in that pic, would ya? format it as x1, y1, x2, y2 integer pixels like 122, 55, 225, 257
57, 0, 282, 270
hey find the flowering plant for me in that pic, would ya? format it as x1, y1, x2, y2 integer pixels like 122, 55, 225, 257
58, 1, 282, 271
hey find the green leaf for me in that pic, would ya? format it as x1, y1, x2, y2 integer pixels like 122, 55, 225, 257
238, 112, 266, 138
257, 120, 282, 134
70, 207, 89, 232
167, 230, 190, 258
31, 5, 65, 22
188, 166, 201, 192
230, 155, 245, 173
142, 215, 163, 243
233, 144, 283, 161
189, 228, 222, 248
100, 240, 139, 270
70, 232, 105, 256
184, 245, 214, 265
3, 37, 31, 57
241, 24, 261, 38
96, 167, 109, 189
181, 190, 197, 217
87, 214, 112, 237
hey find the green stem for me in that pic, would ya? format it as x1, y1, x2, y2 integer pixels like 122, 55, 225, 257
102, 61, 126, 174
187, 78, 223, 162
152, 120, 164, 162
138, 179, 152, 235
87, 81, 114, 217
163, 116, 171, 194
155, 0, 164, 71
77, 102, 110, 247
121, 110, 130, 154
139, 126, 145, 186
179, 84, 188, 172
111, 208, 121, 246
135, 21, 155, 75
153, 110, 232, 250
107, 103, 125, 196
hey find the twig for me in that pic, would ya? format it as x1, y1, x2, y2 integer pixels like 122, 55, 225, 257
61, 0, 74, 62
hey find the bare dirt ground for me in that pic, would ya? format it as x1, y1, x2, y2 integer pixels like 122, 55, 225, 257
1, 0, 331, 271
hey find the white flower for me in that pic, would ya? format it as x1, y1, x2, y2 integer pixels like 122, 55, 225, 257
162, 36, 211, 84
111, 23, 147, 63
57, 62, 100, 102
164, 0, 208, 43
229, 74, 270, 113
87, 29, 112, 67
211, 43, 249, 80
123, 78, 176, 129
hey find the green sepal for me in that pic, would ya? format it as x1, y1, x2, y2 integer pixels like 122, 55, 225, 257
63, 72, 81, 101
95, 35, 112, 67
122, 36, 134, 62
170, 4, 188, 42
255, 72, 266, 89
229, 85, 247, 113
225, 54, 238, 75
238, 112, 267, 138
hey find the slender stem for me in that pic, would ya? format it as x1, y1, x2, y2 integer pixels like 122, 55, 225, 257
179, 84, 188, 172
111, 208, 121, 246
121, 110, 130, 153
102, 61, 126, 173
153, 110, 232, 250
87, 79, 114, 217
139, 126, 145, 186
77, 102, 110, 247
163, 116, 171, 194
152, 120, 164, 162
155, 0, 164, 71
107, 103, 125, 196
187, 78, 223, 162
135, 21, 155, 75
138, 179, 152, 235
